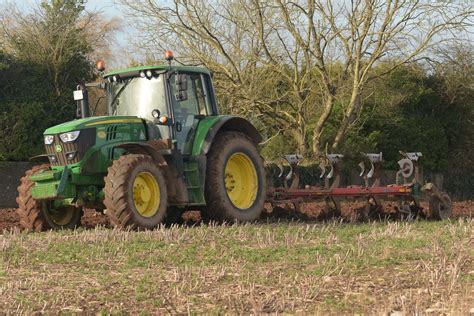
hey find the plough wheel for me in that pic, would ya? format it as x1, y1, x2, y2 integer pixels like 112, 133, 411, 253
429, 192, 452, 220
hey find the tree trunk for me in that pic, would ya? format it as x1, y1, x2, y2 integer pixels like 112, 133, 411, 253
312, 94, 335, 156
332, 88, 361, 151
284, 126, 307, 156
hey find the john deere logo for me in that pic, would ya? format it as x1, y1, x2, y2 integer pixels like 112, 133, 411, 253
97, 131, 106, 139
55, 144, 62, 153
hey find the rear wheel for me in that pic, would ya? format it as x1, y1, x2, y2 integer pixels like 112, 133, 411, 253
16, 164, 82, 231
204, 132, 266, 222
104, 154, 168, 229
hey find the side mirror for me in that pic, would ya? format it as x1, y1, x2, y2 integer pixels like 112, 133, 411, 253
175, 74, 188, 101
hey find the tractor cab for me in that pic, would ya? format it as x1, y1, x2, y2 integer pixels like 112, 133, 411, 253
102, 62, 218, 156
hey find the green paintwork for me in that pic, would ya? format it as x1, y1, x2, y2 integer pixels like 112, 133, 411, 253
31, 178, 76, 200
30, 169, 62, 182
45, 116, 143, 135
33, 114, 241, 204
183, 161, 204, 205
191, 115, 232, 156
32, 116, 147, 201
105, 64, 210, 78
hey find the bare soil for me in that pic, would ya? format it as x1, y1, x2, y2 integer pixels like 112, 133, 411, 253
1, 200, 472, 231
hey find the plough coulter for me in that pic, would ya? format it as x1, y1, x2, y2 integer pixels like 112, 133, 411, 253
267, 151, 452, 221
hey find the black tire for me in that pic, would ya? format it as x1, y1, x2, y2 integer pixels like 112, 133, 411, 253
16, 164, 82, 231
204, 132, 266, 222
429, 192, 452, 220
104, 154, 168, 230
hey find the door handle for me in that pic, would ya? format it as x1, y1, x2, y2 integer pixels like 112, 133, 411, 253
175, 121, 182, 132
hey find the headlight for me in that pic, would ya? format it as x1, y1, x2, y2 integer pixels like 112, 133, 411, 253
59, 130, 80, 143
44, 135, 54, 145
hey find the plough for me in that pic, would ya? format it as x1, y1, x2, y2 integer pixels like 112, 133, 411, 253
267, 151, 452, 221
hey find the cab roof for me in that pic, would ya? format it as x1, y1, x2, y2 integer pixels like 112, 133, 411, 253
104, 64, 210, 79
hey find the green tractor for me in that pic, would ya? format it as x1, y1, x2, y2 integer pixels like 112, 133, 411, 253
17, 54, 266, 231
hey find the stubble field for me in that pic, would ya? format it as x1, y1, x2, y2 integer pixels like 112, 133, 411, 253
0, 203, 473, 314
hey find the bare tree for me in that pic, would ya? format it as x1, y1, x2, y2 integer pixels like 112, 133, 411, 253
122, 0, 327, 154
122, 0, 473, 155
276, 0, 473, 152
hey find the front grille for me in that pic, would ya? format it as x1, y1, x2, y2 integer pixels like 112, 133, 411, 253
45, 128, 96, 166
106, 125, 118, 140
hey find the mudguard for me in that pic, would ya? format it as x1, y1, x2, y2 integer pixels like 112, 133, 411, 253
29, 154, 50, 164
114, 141, 168, 166
192, 116, 262, 156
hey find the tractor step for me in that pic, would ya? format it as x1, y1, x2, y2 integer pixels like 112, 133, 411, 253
183, 161, 205, 204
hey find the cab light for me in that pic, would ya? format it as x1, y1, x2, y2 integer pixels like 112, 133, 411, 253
44, 135, 54, 145
165, 50, 174, 61
159, 115, 168, 124
60, 130, 80, 143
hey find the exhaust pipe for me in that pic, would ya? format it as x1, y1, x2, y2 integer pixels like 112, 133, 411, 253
74, 83, 90, 119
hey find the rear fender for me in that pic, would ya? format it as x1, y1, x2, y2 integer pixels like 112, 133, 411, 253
193, 116, 262, 156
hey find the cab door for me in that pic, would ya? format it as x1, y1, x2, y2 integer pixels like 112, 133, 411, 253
169, 72, 215, 156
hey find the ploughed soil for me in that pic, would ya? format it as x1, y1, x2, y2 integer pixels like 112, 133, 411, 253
1, 200, 473, 231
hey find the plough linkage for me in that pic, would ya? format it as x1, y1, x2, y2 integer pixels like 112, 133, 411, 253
267, 151, 452, 221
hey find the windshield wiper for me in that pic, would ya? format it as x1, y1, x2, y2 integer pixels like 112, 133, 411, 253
110, 79, 133, 114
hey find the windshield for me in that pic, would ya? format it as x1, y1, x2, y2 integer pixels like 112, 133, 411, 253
107, 76, 167, 122
107, 75, 169, 139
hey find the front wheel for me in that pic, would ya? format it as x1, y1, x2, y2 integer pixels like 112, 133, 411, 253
103, 154, 168, 230
16, 164, 82, 231
204, 132, 266, 222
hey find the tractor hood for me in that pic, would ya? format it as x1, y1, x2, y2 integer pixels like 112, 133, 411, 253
44, 116, 143, 135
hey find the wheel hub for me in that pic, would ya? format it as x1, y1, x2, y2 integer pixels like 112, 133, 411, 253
133, 172, 160, 217
224, 153, 258, 210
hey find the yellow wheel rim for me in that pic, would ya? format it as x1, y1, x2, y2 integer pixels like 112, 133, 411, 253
225, 152, 258, 209
133, 171, 161, 217
45, 205, 75, 226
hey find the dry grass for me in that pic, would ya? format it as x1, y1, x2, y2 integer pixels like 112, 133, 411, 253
0, 219, 473, 314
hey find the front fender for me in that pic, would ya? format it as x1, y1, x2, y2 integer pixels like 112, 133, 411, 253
114, 141, 168, 166
29, 154, 50, 164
